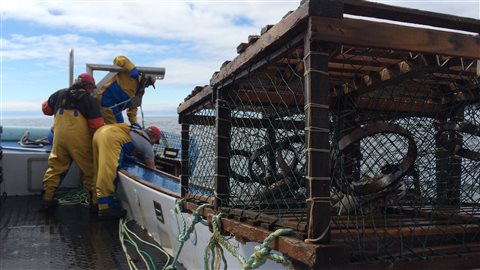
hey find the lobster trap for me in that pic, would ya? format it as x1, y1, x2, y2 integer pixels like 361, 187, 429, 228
178, 0, 480, 267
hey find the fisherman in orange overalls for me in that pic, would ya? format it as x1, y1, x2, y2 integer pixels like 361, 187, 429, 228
41, 73, 105, 211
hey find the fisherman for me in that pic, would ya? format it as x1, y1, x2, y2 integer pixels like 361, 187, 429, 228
96, 55, 156, 125
93, 123, 160, 219
41, 73, 105, 211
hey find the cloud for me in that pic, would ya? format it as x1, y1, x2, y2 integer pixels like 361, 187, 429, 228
2, 1, 299, 55
2, 0, 478, 115
156, 57, 220, 86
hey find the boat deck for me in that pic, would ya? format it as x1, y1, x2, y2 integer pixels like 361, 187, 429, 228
0, 195, 170, 269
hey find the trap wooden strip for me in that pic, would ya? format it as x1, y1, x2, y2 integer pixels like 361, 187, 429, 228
343, 0, 480, 33
331, 217, 464, 230
205, 213, 351, 267
311, 17, 480, 59
398, 206, 480, 224
331, 223, 480, 239
387, 242, 480, 259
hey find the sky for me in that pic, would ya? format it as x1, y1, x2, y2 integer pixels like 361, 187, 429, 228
1, 0, 479, 120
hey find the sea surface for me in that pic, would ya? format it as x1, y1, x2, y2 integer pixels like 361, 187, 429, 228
0, 116, 181, 134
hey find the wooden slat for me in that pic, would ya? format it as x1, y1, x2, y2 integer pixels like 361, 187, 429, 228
211, 4, 309, 87
181, 201, 350, 267
304, 21, 332, 244
214, 89, 231, 208
236, 89, 304, 106
353, 96, 444, 114
343, 0, 480, 34
183, 114, 305, 131
310, 17, 480, 59
178, 86, 213, 115
207, 213, 351, 267
331, 224, 480, 238
248, 35, 260, 44
180, 123, 189, 197
236, 42, 249, 54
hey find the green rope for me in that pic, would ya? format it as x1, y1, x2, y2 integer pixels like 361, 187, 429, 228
56, 187, 89, 206
204, 214, 235, 270
167, 199, 211, 270
204, 213, 294, 270
124, 239, 157, 270
245, 228, 294, 269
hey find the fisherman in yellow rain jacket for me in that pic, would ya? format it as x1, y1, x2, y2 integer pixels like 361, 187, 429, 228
97, 56, 156, 126
93, 123, 160, 219
41, 73, 105, 211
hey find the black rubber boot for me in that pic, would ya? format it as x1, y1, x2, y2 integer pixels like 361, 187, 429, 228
38, 199, 57, 212
97, 208, 127, 220
88, 191, 98, 214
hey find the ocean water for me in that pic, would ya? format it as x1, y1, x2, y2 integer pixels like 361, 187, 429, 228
1, 116, 181, 134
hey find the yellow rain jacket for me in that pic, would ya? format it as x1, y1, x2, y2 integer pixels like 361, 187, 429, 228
97, 56, 140, 125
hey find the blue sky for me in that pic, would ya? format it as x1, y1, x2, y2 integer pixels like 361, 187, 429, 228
1, 0, 479, 121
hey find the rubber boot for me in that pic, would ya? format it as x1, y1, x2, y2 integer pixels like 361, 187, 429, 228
88, 191, 98, 214
98, 207, 127, 220
39, 190, 57, 212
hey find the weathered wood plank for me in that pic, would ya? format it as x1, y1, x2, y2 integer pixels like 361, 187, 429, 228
214, 89, 231, 208
178, 86, 214, 115
304, 19, 332, 244
331, 224, 480, 238
353, 96, 444, 114
183, 114, 305, 131
343, 0, 480, 34
180, 123, 190, 197
181, 201, 350, 266
211, 4, 309, 87
310, 17, 480, 59
236, 42, 249, 54
236, 89, 304, 107
206, 213, 351, 267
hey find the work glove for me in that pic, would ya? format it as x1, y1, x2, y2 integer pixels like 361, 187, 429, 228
129, 68, 139, 79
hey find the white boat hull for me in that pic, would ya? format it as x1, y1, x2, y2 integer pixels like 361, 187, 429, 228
118, 171, 286, 270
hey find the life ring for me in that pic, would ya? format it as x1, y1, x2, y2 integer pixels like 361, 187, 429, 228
333, 121, 418, 195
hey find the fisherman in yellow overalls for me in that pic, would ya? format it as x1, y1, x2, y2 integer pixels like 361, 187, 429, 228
93, 123, 160, 219
41, 73, 105, 211
96, 55, 156, 126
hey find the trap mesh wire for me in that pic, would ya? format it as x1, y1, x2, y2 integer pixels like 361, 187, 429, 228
183, 39, 480, 261
329, 46, 480, 261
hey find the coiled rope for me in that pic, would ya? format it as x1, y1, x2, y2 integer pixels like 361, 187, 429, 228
119, 218, 172, 270
57, 187, 89, 206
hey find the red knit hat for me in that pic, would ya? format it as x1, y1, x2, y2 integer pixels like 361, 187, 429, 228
78, 73, 96, 87
147, 126, 161, 144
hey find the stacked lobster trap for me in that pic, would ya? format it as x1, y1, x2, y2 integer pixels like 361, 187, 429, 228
178, 0, 480, 266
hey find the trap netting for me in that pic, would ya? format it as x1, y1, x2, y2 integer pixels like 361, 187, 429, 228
329, 46, 480, 261
187, 102, 217, 199
186, 45, 308, 223
182, 40, 480, 261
